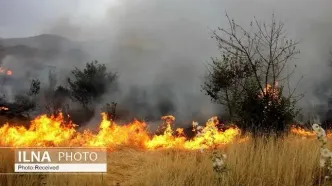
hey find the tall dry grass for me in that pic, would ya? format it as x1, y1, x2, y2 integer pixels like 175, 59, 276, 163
0, 135, 328, 186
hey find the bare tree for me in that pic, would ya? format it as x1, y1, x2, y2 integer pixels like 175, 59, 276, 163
203, 13, 303, 136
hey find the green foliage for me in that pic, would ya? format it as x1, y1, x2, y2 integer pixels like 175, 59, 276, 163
203, 54, 251, 119
67, 60, 118, 108
237, 85, 300, 136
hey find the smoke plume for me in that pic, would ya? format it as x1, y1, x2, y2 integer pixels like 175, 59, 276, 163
1, 0, 332, 124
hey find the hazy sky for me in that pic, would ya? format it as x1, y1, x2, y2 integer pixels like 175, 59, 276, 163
0, 0, 330, 39
0, 0, 111, 37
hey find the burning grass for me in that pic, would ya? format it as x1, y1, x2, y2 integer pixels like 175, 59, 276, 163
0, 113, 331, 185
0, 113, 242, 150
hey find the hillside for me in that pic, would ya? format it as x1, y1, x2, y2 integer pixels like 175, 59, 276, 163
0, 34, 88, 67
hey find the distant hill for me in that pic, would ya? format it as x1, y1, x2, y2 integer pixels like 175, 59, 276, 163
0, 34, 90, 95
0, 34, 75, 50
0, 34, 88, 66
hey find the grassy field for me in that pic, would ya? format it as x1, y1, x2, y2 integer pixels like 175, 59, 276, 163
0, 135, 329, 186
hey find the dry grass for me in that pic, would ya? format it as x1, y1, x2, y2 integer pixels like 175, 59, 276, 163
0, 135, 329, 186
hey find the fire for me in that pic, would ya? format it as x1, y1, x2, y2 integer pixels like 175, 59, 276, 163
0, 66, 12, 76
0, 107, 8, 111
0, 113, 241, 150
259, 82, 279, 100
290, 125, 332, 138
0, 114, 77, 147
183, 116, 241, 150
1, 112, 330, 150
290, 125, 316, 137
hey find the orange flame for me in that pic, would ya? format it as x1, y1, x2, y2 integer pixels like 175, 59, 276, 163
290, 125, 332, 138
0, 67, 12, 76
0, 107, 8, 111
2, 112, 330, 150
290, 125, 316, 137
259, 82, 279, 100
0, 113, 241, 150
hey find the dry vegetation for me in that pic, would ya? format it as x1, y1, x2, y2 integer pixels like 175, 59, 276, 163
0, 135, 329, 186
